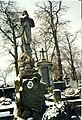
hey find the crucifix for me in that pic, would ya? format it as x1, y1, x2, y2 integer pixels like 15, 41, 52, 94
40, 48, 46, 60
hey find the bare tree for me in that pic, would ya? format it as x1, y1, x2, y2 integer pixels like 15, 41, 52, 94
0, 66, 13, 86
0, 1, 21, 76
34, 1, 67, 80
63, 32, 80, 80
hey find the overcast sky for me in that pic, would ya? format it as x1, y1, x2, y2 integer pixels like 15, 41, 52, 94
4, 0, 81, 29
16, 0, 81, 31
3, 0, 81, 35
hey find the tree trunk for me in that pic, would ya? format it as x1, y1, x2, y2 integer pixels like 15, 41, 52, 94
49, 1, 63, 80
34, 47, 39, 62
14, 45, 19, 76
13, 29, 19, 76
67, 36, 77, 80
53, 30, 63, 80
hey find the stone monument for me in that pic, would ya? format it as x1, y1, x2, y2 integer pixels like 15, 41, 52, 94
14, 11, 46, 120
37, 48, 53, 87
20, 10, 35, 59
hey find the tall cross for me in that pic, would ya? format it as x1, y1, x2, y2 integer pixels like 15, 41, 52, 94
40, 48, 46, 60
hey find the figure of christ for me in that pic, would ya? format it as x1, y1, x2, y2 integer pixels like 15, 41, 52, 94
20, 10, 35, 58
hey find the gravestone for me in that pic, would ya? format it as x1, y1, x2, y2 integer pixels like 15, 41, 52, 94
53, 89, 62, 102
53, 81, 66, 91
20, 78, 46, 112
37, 48, 53, 87
0, 87, 15, 100
69, 79, 78, 89
64, 74, 70, 86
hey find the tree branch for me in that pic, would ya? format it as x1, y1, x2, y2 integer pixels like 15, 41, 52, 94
9, 50, 15, 58
0, 26, 14, 43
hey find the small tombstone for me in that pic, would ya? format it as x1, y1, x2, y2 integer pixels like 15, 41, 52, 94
69, 79, 78, 89
53, 89, 62, 102
53, 81, 66, 91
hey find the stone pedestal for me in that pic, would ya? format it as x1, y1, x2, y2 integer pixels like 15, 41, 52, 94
37, 59, 53, 87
